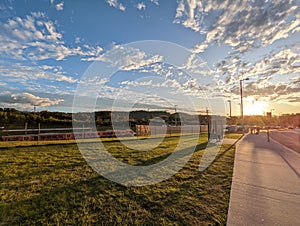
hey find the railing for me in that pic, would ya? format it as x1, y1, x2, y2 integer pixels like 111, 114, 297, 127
0, 127, 135, 141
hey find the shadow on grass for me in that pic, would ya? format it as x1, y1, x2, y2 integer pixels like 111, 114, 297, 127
133, 142, 208, 166
1, 149, 234, 225
0, 138, 235, 225
2, 174, 194, 225
1, 139, 209, 185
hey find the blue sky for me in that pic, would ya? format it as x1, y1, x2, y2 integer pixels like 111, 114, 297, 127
0, 0, 299, 115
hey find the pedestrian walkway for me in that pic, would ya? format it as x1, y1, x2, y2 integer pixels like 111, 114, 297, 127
227, 132, 300, 225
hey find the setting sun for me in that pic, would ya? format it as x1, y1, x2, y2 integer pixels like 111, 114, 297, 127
244, 99, 268, 116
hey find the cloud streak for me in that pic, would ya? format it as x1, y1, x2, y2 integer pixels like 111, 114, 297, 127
106, 0, 126, 11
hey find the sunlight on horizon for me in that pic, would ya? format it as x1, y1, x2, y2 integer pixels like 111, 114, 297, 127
244, 98, 269, 116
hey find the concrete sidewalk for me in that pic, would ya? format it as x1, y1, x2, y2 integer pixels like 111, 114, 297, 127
227, 133, 300, 225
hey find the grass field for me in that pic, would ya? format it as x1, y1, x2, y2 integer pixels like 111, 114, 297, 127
224, 133, 243, 139
0, 134, 237, 225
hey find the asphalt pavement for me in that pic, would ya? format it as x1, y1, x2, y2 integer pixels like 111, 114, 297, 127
269, 129, 300, 154
227, 131, 300, 225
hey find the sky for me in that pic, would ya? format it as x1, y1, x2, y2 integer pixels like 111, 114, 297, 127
0, 0, 299, 116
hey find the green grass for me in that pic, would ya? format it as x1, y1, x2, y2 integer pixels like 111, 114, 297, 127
0, 134, 236, 225
224, 133, 243, 139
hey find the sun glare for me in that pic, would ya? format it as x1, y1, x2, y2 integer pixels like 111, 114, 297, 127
244, 99, 268, 116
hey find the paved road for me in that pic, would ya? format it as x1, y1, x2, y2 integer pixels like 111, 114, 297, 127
270, 129, 300, 154
227, 132, 300, 225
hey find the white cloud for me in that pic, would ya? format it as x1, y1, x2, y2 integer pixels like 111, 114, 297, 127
82, 44, 164, 71
106, 0, 126, 11
136, 2, 146, 10
213, 44, 300, 104
0, 13, 103, 61
192, 42, 208, 53
239, 45, 300, 81
175, 1, 185, 18
118, 4, 126, 11
11, 92, 64, 107
150, 0, 159, 6
174, 0, 203, 32
79, 44, 213, 109
120, 79, 153, 87
179, 53, 209, 75
55, 2, 64, 11
75, 37, 81, 43
174, 0, 300, 53
0, 61, 78, 84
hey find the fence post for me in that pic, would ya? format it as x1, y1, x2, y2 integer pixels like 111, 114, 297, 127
25, 122, 27, 141
37, 123, 40, 145
82, 124, 85, 139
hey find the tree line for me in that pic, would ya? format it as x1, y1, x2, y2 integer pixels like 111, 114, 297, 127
0, 108, 209, 130
1, 108, 298, 130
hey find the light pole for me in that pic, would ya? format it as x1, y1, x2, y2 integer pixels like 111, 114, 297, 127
227, 100, 232, 118
174, 105, 177, 126
240, 78, 249, 133
206, 107, 210, 141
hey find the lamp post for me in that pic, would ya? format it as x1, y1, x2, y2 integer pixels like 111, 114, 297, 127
227, 100, 232, 118
174, 105, 177, 126
206, 107, 210, 141
240, 78, 249, 133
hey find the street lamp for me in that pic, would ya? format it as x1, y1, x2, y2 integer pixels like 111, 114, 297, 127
174, 105, 177, 126
227, 100, 232, 118
206, 107, 210, 141
240, 78, 249, 133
